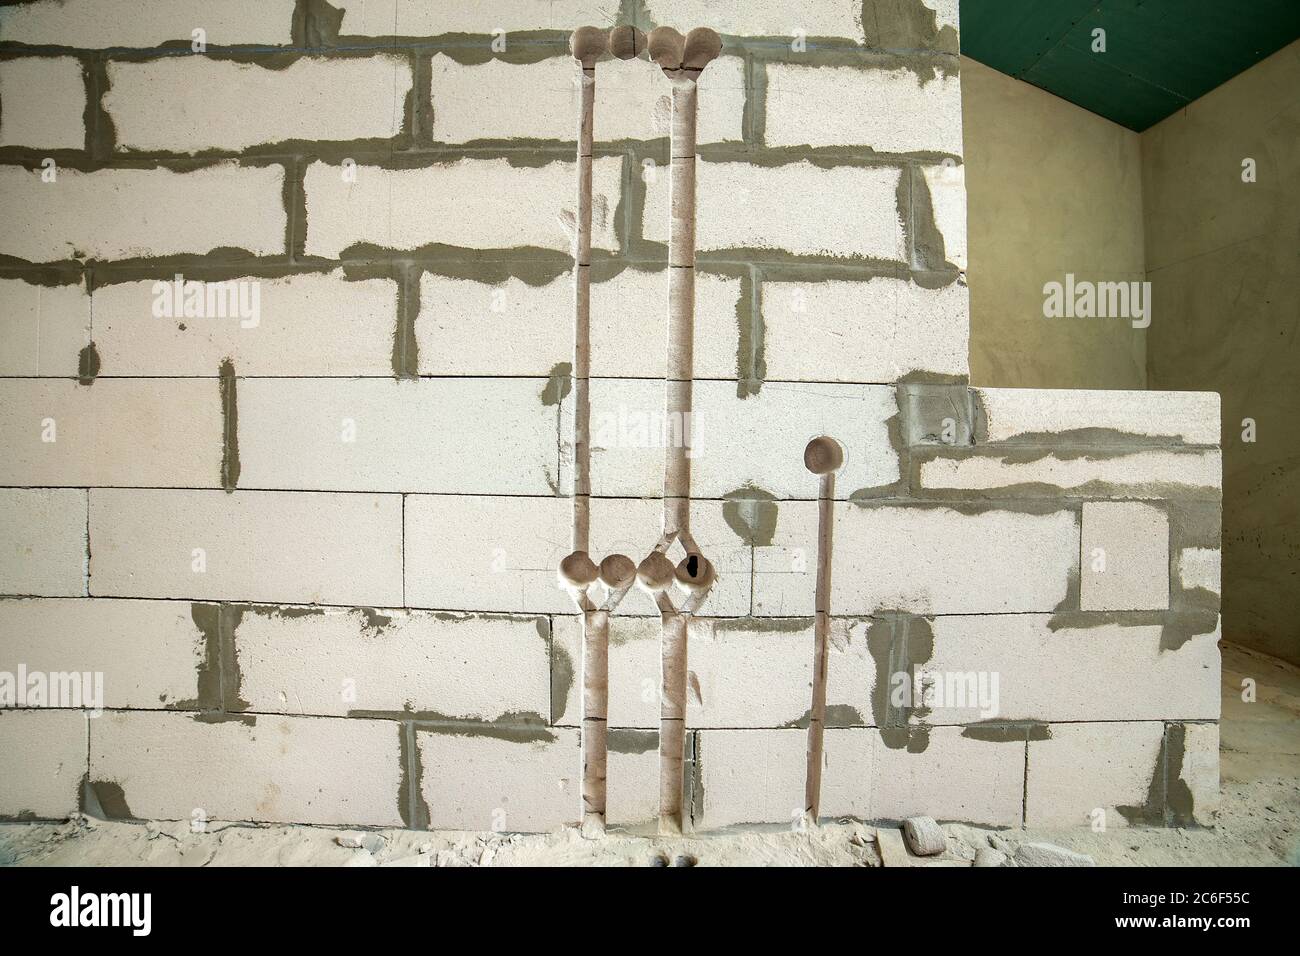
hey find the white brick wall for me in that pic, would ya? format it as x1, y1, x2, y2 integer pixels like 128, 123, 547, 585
0, 0, 296, 48
644, 160, 906, 260
233, 606, 550, 719
237, 378, 560, 494
106, 57, 412, 153
428, 54, 745, 144
89, 489, 404, 605
303, 158, 621, 258
93, 271, 399, 376
0, 57, 85, 150
0, 0, 1224, 834
765, 65, 963, 155
332, 0, 621, 36
0, 488, 86, 597
0, 379, 223, 487
0, 599, 208, 709
552, 616, 875, 729
90, 711, 404, 826
0, 164, 286, 262
760, 278, 968, 382
0, 279, 90, 376
0, 710, 86, 818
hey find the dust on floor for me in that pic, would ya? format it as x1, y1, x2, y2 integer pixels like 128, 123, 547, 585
2, 643, 1296, 867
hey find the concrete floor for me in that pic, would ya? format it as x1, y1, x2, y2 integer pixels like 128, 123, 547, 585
2, 642, 1296, 866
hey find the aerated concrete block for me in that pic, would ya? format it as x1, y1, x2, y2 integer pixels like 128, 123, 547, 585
0, 57, 85, 150
0, 598, 209, 710
427, 53, 744, 145
0, 710, 86, 819
236, 378, 560, 495
0, 279, 90, 377
93, 271, 400, 376
89, 489, 404, 606
417, 727, 578, 833
1081, 501, 1170, 611
89, 711, 404, 826
1025, 721, 1165, 828
974, 387, 1221, 446
919, 613, 1220, 723
0, 0, 295, 47
232, 606, 551, 720
0, 379, 223, 487
827, 504, 1079, 615
0, 165, 286, 263
302, 158, 621, 257
0, 488, 87, 597
643, 161, 905, 261
106, 56, 411, 152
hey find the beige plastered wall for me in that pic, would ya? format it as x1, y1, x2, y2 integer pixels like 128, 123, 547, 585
960, 55, 1148, 390
1142, 40, 1300, 666
962, 43, 1300, 664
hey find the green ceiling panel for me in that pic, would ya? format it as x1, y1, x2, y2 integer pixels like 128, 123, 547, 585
960, 0, 1300, 131
1022, 41, 1188, 132
957, 0, 1097, 75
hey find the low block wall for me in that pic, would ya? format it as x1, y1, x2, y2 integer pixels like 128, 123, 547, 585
1, 382, 1220, 831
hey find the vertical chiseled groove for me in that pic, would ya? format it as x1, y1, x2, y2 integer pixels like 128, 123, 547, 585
581, 608, 609, 831
662, 75, 696, 537
650, 24, 722, 836
570, 26, 604, 836
658, 77, 697, 835
571, 48, 595, 555
802, 437, 843, 822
